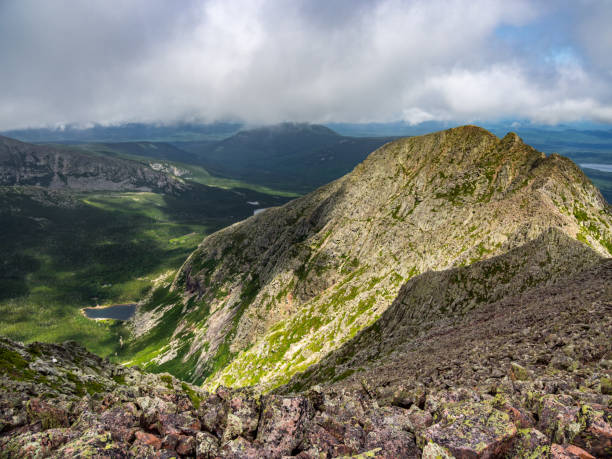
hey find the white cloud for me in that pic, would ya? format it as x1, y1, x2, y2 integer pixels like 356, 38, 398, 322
0, 0, 611, 129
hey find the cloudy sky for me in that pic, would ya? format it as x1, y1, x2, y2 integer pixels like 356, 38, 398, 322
1, 0, 611, 130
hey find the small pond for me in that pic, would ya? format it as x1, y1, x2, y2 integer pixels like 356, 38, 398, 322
82, 303, 137, 321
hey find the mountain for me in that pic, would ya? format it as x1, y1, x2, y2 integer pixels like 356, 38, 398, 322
83, 141, 201, 166
119, 126, 612, 392
0, 135, 186, 193
175, 123, 396, 193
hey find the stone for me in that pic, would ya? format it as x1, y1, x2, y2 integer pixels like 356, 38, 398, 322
418, 401, 517, 458
550, 443, 595, 458
256, 395, 313, 457
601, 376, 612, 395
220, 436, 260, 459
421, 441, 454, 459
196, 431, 220, 459
134, 430, 162, 450
198, 391, 229, 437
222, 391, 260, 442
510, 362, 531, 381
537, 395, 581, 444
25, 398, 69, 430
572, 404, 612, 458
176, 434, 197, 455
405, 405, 434, 433
363, 427, 419, 458
507, 428, 550, 458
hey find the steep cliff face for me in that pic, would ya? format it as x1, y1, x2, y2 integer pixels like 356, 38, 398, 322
122, 126, 612, 389
0, 135, 186, 193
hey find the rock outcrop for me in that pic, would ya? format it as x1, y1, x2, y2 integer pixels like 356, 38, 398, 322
121, 126, 612, 390
0, 135, 186, 193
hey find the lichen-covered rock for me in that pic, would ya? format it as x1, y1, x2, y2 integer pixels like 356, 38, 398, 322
510, 362, 531, 381
601, 377, 612, 395
25, 398, 70, 430
197, 389, 229, 437
222, 389, 261, 442
572, 404, 612, 458
418, 401, 517, 458
421, 441, 454, 458
537, 395, 581, 444
256, 395, 313, 458
507, 428, 550, 458
196, 430, 219, 458
363, 427, 418, 459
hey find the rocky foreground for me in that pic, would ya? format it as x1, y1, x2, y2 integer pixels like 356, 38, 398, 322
1, 302, 611, 459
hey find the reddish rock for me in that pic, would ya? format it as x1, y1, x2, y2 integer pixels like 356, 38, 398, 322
550, 443, 595, 458
256, 395, 313, 458
572, 405, 612, 458
176, 434, 197, 455
25, 398, 69, 429
134, 430, 162, 450
302, 423, 354, 458
500, 402, 534, 429
162, 432, 180, 450
364, 427, 419, 459
406, 405, 434, 432
538, 395, 581, 444
99, 407, 139, 443
155, 412, 200, 436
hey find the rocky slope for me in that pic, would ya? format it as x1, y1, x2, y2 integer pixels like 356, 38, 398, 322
121, 126, 612, 390
1, 251, 610, 458
0, 135, 186, 193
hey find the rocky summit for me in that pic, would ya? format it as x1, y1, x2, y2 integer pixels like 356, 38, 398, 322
1, 125, 612, 458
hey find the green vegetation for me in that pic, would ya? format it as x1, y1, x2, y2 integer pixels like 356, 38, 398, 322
0, 180, 289, 359
181, 382, 203, 409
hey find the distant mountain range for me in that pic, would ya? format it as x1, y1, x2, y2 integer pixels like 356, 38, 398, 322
5, 120, 611, 195
0, 135, 186, 194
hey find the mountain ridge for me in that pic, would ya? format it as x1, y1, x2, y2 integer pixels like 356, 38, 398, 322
118, 125, 612, 392
0, 135, 186, 193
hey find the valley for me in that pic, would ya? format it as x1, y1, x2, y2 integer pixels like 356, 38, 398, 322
0, 136, 294, 356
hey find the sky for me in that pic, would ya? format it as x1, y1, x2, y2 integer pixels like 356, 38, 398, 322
1, 0, 611, 130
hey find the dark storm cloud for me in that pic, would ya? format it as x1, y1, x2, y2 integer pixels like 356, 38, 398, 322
0, 0, 611, 129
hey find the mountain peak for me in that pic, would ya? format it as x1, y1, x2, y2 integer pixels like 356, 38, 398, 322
121, 125, 612, 391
